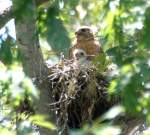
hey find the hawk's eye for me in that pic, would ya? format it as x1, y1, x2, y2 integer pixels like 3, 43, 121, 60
80, 29, 86, 32
80, 52, 84, 56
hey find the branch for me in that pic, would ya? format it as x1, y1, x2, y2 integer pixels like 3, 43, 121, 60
12, 0, 56, 134
0, 0, 52, 30
0, 6, 13, 29
0, 0, 49, 30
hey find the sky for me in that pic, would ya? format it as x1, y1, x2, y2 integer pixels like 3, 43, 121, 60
0, 0, 16, 40
0, 0, 57, 65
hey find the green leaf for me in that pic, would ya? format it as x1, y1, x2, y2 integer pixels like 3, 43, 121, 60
142, 7, 150, 49
0, 40, 13, 65
29, 115, 56, 130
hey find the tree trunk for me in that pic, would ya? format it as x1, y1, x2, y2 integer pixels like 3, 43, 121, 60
12, 0, 57, 134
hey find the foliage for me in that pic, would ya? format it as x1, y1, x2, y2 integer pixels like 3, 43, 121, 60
0, 32, 20, 66
0, 70, 55, 135
38, 0, 71, 57
1, 0, 150, 134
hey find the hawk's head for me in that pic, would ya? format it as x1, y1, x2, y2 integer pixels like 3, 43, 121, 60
75, 26, 94, 41
73, 48, 86, 60
73, 48, 90, 67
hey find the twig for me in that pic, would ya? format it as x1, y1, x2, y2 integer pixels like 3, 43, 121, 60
48, 98, 68, 106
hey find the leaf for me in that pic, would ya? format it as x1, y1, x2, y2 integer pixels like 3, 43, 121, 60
142, 7, 150, 49
29, 115, 56, 130
101, 105, 125, 120
92, 52, 110, 72
0, 128, 15, 135
0, 40, 13, 65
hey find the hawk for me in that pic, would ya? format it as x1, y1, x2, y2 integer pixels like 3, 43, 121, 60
72, 48, 90, 67
69, 26, 102, 59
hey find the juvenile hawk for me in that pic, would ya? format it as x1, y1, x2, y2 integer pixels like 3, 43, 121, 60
72, 48, 90, 67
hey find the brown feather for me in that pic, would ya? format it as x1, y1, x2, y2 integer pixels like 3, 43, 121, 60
69, 26, 102, 59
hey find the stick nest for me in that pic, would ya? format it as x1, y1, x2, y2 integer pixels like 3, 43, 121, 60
47, 60, 114, 134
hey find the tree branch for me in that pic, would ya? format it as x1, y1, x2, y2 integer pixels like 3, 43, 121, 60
0, 0, 49, 30
0, 6, 13, 29
12, 0, 57, 134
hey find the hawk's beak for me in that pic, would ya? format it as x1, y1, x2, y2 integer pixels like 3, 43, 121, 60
75, 31, 81, 36
75, 30, 84, 36
76, 55, 80, 60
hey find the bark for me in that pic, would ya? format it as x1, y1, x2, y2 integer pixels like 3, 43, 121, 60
12, 0, 57, 135
0, 6, 13, 29
0, 0, 49, 30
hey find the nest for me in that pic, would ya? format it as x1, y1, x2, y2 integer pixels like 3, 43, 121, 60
47, 60, 115, 135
